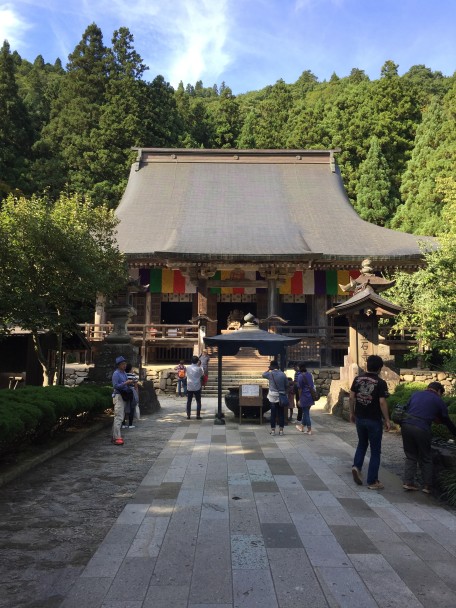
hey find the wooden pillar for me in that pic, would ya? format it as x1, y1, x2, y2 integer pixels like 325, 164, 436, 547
197, 278, 208, 315
94, 293, 106, 325
197, 278, 208, 352
314, 294, 331, 365
267, 278, 278, 317
144, 291, 151, 325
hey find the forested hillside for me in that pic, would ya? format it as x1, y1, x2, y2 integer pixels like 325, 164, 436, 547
1, 23, 455, 235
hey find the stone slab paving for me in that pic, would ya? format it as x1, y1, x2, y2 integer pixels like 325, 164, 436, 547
57, 398, 456, 608
3, 397, 456, 607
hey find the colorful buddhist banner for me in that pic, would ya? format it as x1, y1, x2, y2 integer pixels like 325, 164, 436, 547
141, 269, 361, 295
149, 269, 196, 294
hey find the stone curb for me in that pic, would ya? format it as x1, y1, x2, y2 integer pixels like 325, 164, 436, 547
0, 418, 112, 489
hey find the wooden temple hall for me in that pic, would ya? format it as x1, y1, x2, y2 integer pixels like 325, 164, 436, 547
89, 148, 426, 366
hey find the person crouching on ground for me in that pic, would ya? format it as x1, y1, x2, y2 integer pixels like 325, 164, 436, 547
295, 364, 316, 434
401, 381, 456, 494
350, 355, 391, 490
262, 360, 288, 436
111, 356, 134, 445
186, 355, 204, 419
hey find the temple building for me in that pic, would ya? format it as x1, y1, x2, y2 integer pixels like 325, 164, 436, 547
98, 148, 429, 366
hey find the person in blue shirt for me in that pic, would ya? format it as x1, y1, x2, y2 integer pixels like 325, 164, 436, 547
402, 381, 456, 494
262, 360, 288, 436
111, 356, 134, 445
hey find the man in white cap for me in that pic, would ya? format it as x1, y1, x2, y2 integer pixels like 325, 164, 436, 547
111, 356, 133, 445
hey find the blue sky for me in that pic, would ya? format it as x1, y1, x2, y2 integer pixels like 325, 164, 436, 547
1, 0, 455, 94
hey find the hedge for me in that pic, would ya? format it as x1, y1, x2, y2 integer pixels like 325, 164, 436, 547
0, 385, 112, 457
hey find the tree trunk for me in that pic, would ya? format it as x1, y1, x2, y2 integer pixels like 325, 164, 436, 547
31, 330, 53, 386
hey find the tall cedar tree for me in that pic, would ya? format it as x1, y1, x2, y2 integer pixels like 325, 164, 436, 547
355, 136, 393, 225
392, 86, 456, 235
208, 86, 241, 148
31, 24, 110, 197
85, 27, 149, 207
0, 41, 33, 197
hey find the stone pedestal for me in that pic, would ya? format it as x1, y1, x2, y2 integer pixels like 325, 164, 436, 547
86, 304, 139, 384
105, 304, 136, 344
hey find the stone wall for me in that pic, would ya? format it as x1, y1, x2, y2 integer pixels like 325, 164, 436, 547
143, 367, 178, 394
309, 368, 340, 397
327, 368, 456, 420
64, 364, 91, 387
399, 369, 455, 392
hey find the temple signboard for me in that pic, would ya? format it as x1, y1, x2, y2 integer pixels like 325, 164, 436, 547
355, 317, 376, 369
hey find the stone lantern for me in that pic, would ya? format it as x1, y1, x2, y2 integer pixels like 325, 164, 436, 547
326, 259, 402, 389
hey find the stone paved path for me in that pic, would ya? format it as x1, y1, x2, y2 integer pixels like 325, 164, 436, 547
2, 397, 456, 607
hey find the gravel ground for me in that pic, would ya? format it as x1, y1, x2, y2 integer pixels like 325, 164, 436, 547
0, 398, 435, 608
0, 402, 182, 608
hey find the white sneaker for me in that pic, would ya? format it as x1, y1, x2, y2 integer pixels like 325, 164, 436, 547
121, 425, 127, 429
128, 425, 135, 429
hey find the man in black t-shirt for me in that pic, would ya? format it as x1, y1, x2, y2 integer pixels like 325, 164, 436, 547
349, 355, 391, 490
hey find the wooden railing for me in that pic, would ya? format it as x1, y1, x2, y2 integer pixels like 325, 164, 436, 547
79, 323, 417, 366
80, 323, 417, 345
79, 323, 198, 342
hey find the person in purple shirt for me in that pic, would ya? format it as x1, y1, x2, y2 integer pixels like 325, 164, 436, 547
402, 381, 456, 494
111, 356, 134, 445
295, 364, 316, 435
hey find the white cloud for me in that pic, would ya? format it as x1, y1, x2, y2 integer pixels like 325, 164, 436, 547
0, 3, 32, 48
77, 0, 233, 86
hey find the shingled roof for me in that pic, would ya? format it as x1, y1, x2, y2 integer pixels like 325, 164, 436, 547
115, 148, 430, 267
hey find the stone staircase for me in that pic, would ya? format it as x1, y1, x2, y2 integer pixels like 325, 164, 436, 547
203, 347, 273, 396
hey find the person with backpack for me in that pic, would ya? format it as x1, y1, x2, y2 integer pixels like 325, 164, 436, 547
174, 359, 187, 397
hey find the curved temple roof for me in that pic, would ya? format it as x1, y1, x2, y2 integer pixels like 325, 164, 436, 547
115, 148, 431, 266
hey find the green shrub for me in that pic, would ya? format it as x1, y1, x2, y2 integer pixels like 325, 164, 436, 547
432, 414, 456, 441
387, 382, 427, 412
0, 385, 112, 456
439, 469, 456, 507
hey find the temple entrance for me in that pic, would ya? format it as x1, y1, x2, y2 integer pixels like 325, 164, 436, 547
217, 303, 257, 334
161, 301, 193, 325
281, 302, 308, 326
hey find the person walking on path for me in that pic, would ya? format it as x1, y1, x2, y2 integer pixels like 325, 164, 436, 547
349, 354, 391, 489
262, 360, 288, 436
199, 349, 210, 388
111, 356, 134, 445
401, 381, 456, 494
186, 355, 204, 419
295, 364, 316, 434
174, 359, 187, 397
